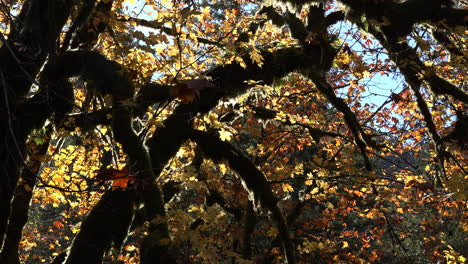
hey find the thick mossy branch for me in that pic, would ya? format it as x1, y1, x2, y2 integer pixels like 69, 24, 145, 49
342, 3, 468, 104
340, 0, 467, 41
132, 44, 326, 120
412, 86, 442, 144
284, 10, 309, 41
140, 104, 195, 264
64, 190, 136, 264
135, 82, 172, 115
19, 78, 74, 136
146, 105, 193, 175
203, 47, 318, 101
135, 32, 335, 115
138, 47, 346, 262
36, 50, 150, 160
337, 0, 467, 168
41, 50, 134, 100
0, 126, 52, 264
0, 0, 74, 99
192, 147, 255, 259
41, 50, 173, 263
439, 112, 468, 149
262, 185, 318, 264
377, 32, 467, 104
192, 147, 244, 219
131, 44, 328, 264
22, 50, 133, 133
260, 5, 286, 27
325, 10, 345, 27
0, 0, 74, 248
190, 130, 296, 264
270, 0, 325, 12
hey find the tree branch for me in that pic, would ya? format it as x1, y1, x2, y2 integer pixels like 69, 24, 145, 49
190, 129, 297, 264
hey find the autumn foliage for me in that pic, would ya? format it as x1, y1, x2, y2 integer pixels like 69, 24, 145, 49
0, 0, 467, 264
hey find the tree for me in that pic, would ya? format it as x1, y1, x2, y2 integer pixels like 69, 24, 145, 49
0, 0, 466, 263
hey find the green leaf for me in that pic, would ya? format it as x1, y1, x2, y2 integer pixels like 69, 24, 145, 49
33, 137, 44, 145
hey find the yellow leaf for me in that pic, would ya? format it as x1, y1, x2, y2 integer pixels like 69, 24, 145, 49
317, 170, 327, 177
235, 56, 246, 69
99, 126, 108, 134
219, 129, 232, 141
282, 184, 294, 192
219, 164, 227, 175
188, 205, 203, 213
246, 146, 257, 155
125, 245, 137, 251
342, 241, 349, 248
424, 165, 431, 172
267, 227, 279, 237
249, 48, 264, 67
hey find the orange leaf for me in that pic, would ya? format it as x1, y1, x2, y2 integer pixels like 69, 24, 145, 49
111, 175, 135, 190
94, 166, 134, 190
94, 166, 129, 181
53, 221, 64, 229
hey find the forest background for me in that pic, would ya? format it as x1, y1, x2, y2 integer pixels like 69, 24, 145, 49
0, 0, 467, 263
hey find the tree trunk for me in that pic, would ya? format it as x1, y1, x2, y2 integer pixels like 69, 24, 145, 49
0, 0, 74, 248
0, 127, 52, 264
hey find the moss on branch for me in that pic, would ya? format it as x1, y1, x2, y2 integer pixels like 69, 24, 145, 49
190, 129, 297, 264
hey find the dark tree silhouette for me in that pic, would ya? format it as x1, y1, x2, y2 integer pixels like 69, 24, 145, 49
0, 0, 466, 263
